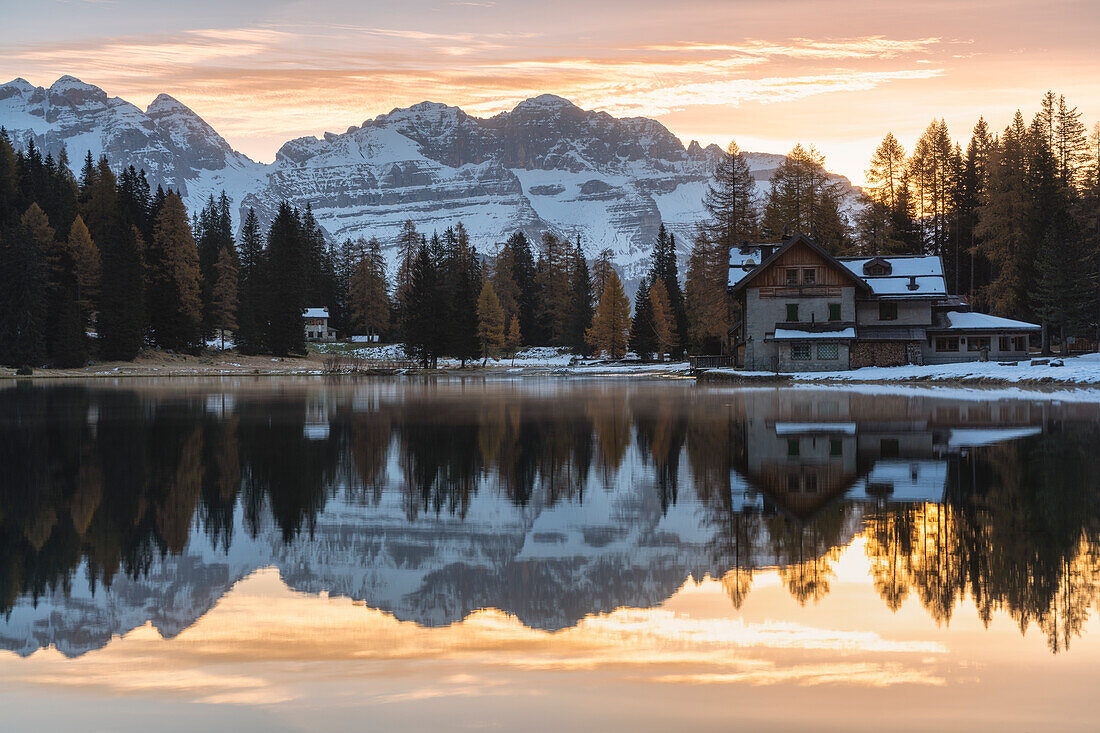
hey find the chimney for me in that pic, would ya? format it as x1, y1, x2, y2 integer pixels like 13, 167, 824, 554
907, 275, 919, 291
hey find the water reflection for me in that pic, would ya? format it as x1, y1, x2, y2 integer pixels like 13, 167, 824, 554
1, 380, 1099, 657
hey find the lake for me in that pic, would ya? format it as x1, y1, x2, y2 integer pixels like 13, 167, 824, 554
1, 378, 1099, 732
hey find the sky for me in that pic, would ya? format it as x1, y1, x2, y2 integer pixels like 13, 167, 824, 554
2, 0, 1098, 185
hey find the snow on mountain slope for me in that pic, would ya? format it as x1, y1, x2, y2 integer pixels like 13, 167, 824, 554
1, 76, 861, 281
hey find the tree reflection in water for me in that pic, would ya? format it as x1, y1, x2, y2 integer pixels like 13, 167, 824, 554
1, 380, 1099, 654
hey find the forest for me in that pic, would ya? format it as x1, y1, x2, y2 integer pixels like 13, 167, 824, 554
0, 89, 1097, 368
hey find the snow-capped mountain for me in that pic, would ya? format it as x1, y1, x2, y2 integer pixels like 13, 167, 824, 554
0, 76, 859, 280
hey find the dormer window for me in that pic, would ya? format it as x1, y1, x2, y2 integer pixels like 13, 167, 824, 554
862, 257, 892, 277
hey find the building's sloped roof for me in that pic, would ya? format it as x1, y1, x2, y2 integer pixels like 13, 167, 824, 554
837, 256, 946, 296
941, 311, 1040, 331
303, 307, 330, 319
773, 327, 856, 340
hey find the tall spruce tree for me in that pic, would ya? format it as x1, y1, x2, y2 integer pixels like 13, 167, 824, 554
504, 231, 538, 345
349, 236, 390, 340
762, 144, 849, 251
649, 224, 686, 356
264, 203, 307, 356
0, 204, 51, 366
586, 269, 630, 359
236, 208, 266, 354
403, 241, 445, 367
629, 276, 656, 360
566, 236, 594, 354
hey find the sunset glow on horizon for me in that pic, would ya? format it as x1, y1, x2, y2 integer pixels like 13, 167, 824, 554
3, 0, 1099, 185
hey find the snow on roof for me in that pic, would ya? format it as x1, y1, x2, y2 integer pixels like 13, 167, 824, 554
303, 307, 329, 319
947, 427, 1042, 447
838, 256, 946, 296
942, 311, 1040, 331
773, 327, 856, 340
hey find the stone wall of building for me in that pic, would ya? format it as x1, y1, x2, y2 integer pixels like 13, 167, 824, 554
851, 341, 907, 368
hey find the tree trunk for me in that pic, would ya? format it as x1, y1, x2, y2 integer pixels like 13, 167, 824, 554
1041, 321, 1051, 355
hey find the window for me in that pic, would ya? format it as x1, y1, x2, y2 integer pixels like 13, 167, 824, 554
787, 474, 800, 493
968, 336, 991, 352
934, 336, 959, 352
787, 439, 800, 457
879, 301, 898, 321
786, 304, 799, 322
790, 343, 811, 360
868, 264, 887, 276
802, 268, 817, 284
999, 335, 1028, 352
830, 438, 843, 457
817, 343, 839, 360
785, 268, 799, 285
804, 474, 818, 494
828, 303, 841, 321
880, 438, 900, 458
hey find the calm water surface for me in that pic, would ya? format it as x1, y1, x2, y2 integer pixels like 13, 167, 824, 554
2, 378, 1099, 732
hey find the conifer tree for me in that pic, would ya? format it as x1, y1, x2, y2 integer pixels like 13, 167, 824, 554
211, 246, 239, 349
147, 192, 203, 352
264, 203, 307, 356
87, 159, 144, 361
762, 144, 849, 251
446, 222, 482, 365
566, 236, 594, 354
629, 277, 656, 359
649, 279, 674, 361
403, 242, 445, 367
506, 314, 522, 365
236, 208, 266, 354
685, 230, 729, 353
0, 204, 51, 366
704, 141, 759, 250
586, 269, 630, 359
349, 236, 390, 340
648, 224, 686, 355
591, 248, 615, 300
535, 231, 571, 345
394, 219, 420, 312
504, 231, 538, 345
65, 215, 100, 319
476, 280, 505, 364
490, 243, 521, 325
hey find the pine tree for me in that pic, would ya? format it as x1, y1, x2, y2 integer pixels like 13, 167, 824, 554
762, 144, 849, 251
1054, 94, 1089, 188
394, 219, 420, 314
704, 141, 758, 250
0, 204, 51, 366
445, 222, 481, 366
86, 160, 144, 361
867, 133, 907, 211
591, 248, 615, 299
211, 246, 239, 349
65, 215, 100, 319
649, 279, 674, 361
629, 277, 656, 359
566, 236, 594, 354
349, 236, 390, 340
147, 192, 203, 352
504, 231, 538, 345
476, 280, 505, 363
505, 314, 522, 364
264, 203, 307, 356
236, 208, 266, 354
535, 231, 571, 345
586, 269, 630, 359
403, 241, 445, 367
909, 119, 955, 256
490, 243, 521, 324
649, 224, 687, 355
685, 230, 729, 353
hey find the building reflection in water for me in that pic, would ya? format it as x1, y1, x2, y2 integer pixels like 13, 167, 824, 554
1, 380, 1098, 659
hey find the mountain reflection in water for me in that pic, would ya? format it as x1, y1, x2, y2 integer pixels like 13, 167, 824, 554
2, 379, 1099, 658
